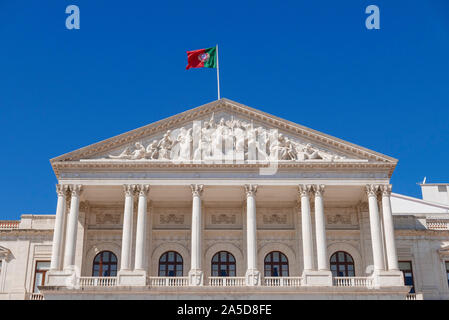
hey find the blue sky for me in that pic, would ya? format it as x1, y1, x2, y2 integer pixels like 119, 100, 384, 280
0, 1, 448, 219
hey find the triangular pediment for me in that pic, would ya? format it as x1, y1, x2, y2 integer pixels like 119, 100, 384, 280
51, 99, 397, 176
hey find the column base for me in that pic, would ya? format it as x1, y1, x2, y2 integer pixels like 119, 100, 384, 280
46, 269, 78, 288
372, 270, 405, 288
301, 270, 333, 286
117, 270, 147, 286
188, 269, 204, 286
245, 269, 261, 286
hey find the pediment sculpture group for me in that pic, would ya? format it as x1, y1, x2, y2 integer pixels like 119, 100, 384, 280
108, 114, 345, 162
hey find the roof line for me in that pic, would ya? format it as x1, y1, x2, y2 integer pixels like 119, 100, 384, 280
392, 192, 449, 210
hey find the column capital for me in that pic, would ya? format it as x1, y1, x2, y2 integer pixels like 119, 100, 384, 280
244, 184, 258, 197
380, 184, 392, 197
298, 184, 312, 197
123, 184, 137, 197
69, 184, 83, 197
137, 184, 150, 197
191, 184, 204, 197
56, 184, 69, 197
365, 184, 380, 197
313, 184, 325, 196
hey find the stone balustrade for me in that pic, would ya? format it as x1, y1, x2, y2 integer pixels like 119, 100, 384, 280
426, 219, 449, 230
27, 292, 44, 300
406, 293, 423, 300
208, 276, 246, 287
79, 277, 117, 287
45, 275, 377, 290
263, 277, 303, 287
332, 277, 373, 288
0, 221, 19, 230
147, 276, 189, 287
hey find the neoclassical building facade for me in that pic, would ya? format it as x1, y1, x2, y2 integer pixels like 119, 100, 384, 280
1, 99, 449, 300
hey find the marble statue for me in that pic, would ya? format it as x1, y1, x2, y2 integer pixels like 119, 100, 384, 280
107, 115, 344, 162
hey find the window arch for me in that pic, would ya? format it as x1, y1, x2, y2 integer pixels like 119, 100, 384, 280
330, 251, 355, 277
92, 251, 117, 277
211, 251, 236, 276
264, 251, 289, 277
159, 251, 183, 276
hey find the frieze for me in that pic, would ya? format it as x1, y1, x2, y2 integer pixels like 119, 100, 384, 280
326, 208, 359, 229
206, 208, 241, 229
153, 208, 190, 229
257, 208, 293, 229
101, 113, 349, 163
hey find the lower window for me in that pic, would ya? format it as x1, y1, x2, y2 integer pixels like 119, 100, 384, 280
399, 261, 415, 293
445, 261, 449, 288
33, 261, 50, 293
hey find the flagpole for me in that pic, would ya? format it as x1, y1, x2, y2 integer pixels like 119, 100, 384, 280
216, 44, 220, 100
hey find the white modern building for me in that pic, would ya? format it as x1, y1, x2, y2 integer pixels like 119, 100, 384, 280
0, 99, 448, 300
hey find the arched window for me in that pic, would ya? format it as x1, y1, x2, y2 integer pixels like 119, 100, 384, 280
330, 251, 355, 277
264, 251, 289, 277
211, 251, 236, 276
159, 251, 183, 277
92, 251, 117, 277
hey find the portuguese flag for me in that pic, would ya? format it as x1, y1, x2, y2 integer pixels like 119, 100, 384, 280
186, 47, 217, 70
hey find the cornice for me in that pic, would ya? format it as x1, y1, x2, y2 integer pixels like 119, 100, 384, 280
50, 99, 397, 177
52, 160, 395, 179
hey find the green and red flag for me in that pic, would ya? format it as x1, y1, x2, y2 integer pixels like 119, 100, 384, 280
186, 47, 217, 70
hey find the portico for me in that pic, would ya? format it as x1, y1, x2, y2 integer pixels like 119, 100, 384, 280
43, 99, 407, 298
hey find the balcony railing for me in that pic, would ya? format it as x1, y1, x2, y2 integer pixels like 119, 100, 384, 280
27, 293, 44, 300
147, 276, 189, 287
57, 275, 375, 289
0, 221, 19, 230
426, 219, 449, 230
333, 277, 373, 288
264, 277, 303, 287
79, 276, 117, 287
208, 276, 246, 286
406, 293, 424, 300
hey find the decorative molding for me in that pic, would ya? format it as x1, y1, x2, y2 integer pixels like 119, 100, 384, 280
365, 184, 379, 197
123, 184, 137, 197
69, 184, 82, 197
298, 184, 312, 197
326, 208, 359, 229
380, 184, 392, 197
191, 184, 204, 197
160, 214, 185, 225
137, 184, 150, 197
56, 184, 69, 197
313, 184, 325, 197
244, 184, 258, 197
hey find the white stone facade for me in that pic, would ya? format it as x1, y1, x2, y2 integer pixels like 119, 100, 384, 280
0, 99, 448, 300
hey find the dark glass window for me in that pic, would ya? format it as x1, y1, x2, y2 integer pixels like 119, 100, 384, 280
92, 251, 117, 277
159, 251, 183, 276
264, 251, 289, 277
399, 261, 415, 293
445, 261, 449, 288
211, 251, 236, 277
330, 251, 355, 277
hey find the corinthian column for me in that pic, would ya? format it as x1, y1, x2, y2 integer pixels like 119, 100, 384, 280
189, 184, 204, 286
245, 184, 260, 286
381, 185, 399, 271
120, 185, 136, 271
50, 184, 68, 271
366, 184, 385, 271
299, 185, 314, 271
313, 185, 328, 271
63, 185, 82, 270
134, 185, 150, 271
